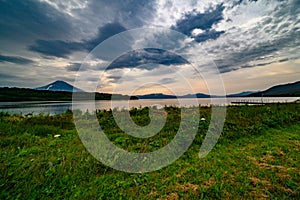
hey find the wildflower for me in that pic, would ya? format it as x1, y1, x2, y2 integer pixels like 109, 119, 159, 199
54, 134, 61, 138
49, 162, 53, 166
200, 118, 205, 121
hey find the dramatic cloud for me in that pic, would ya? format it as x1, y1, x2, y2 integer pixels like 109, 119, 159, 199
106, 48, 188, 70
172, 4, 225, 42
185, 1, 300, 73
194, 29, 225, 43
29, 40, 83, 58
0, 0, 74, 42
84, 23, 127, 51
0, 0, 299, 94
28, 22, 127, 58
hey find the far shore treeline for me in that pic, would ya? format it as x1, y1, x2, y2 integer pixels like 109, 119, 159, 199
0, 87, 138, 102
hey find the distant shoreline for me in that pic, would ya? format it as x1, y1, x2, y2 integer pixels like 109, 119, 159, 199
0, 87, 137, 102
1, 83, 299, 102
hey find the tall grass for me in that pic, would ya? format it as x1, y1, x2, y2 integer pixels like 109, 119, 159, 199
0, 103, 299, 199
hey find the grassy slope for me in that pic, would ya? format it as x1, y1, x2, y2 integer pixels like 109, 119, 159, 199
0, 104, 299, 199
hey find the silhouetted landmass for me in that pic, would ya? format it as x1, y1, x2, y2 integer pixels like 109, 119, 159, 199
0, 87, 137, 102
136, 81, 300, 99
248, 81, 300, 97
137, 92, 253, 99
137, 93, 212, 99
181, 93, 211, 98
137, 93, 177, 99
227, 91, 257, 97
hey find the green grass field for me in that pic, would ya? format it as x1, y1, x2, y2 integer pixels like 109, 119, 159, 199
1, 104, 299, 199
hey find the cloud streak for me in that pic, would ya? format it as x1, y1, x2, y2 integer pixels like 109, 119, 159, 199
0, 54, 34, 65
106, 48, 188, 70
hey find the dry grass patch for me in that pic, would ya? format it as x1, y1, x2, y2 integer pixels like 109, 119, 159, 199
261, 150, 274, 162
158, 193, 179, 200
250, 190, 269, 199
249, 177, 272, 187
174, 183, 198, 193
201, 177, 216, 189
248, 156, 291, 173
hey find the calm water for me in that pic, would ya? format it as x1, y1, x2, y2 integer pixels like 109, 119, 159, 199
0, 97, 298, 115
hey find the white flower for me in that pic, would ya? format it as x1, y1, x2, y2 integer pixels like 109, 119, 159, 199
200, 118, 205, 121
54, 134, 61, 138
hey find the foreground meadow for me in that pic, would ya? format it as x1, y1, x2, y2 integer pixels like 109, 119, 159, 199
0, 104, 299, 199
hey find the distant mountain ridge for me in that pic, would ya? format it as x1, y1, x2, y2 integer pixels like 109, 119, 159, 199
137, 93, 212, 99
137, 93, 177, 99
181, 93, 211, 98
35, 80, 83, 92
248, 81, 300, 97
137, 81, 300, 99
29, 80, 300, 99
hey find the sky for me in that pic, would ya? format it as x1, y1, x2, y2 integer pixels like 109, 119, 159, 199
0, 0, 299, 95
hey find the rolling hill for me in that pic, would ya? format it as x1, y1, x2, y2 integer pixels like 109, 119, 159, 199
248, 81, 300, 97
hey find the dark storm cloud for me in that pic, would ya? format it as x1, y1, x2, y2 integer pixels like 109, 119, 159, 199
106, 48, 188, 70
194, 30, 225, 43
28, 22, 126, 58
0, 54, 34, 64
25, 0, 156, 58
172, 4, 225, 42
84, 22, 127, 51
0, 0, 73, 42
